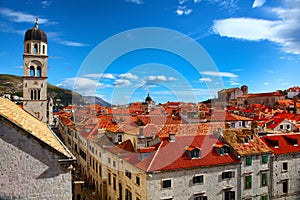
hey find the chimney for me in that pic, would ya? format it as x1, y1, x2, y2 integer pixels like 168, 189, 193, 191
169, 132, 176, 142
139, 127, 143, 136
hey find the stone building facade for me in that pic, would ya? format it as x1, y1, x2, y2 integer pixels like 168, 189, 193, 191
0, 97, 75, 199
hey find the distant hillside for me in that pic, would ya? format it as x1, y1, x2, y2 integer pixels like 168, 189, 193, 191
84, 96, 112, 107
0, 74, 111, 108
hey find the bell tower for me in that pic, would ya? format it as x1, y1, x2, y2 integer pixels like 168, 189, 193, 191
23, 18, 48, 122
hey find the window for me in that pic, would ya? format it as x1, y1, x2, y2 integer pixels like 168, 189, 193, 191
37, 66, 41, 77
34, 44, 38, 53
246, 157, 252, 165
262, 155, 268, 164
113, 177, 116, 190
283, 162, 288, 171
125, 189, 132, 200
261, 173, 268, 187
26, 43, 30, 53
118, 134, 122, 143
194, 195, 207, 200
162, 179, 171, 188
286, 124, 290, 130
245, 175, 252, 189
125, 170, 132, 179
261, 195, 268, 200
193, 175, 204, 184
43, 45, 45, 54
108, 157, 111, 164
30, 66, 35, 76
280, 124, 284, 129
108, 173, 111, 185
224, 191, 235, 200
222, 171, 234, 179
191, 149, 201, 158
113, 161, 116, 167
282, 180, 288, 193
136, 176, 140, 185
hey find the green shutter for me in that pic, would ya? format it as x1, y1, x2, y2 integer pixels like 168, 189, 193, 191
245, 175, 252, 189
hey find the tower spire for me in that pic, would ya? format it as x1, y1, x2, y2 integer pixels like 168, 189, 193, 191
35, 18, 38, 29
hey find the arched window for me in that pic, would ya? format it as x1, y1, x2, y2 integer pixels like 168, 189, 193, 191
30, 66, 35, 76
31, 89, 34, 100
26, 44, 30, 53
34, 90, 37, 100
37, 90, 41, 100
37, 66, 41, 77
34, 44, 38, 54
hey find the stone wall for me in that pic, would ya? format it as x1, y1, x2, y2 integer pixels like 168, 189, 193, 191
271, 153, 300, 200
0, 119, 72, 199
147, 163, 240, 200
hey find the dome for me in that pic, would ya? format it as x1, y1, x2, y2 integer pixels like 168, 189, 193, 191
145, 93, 152, 102
24, 19, 47, 43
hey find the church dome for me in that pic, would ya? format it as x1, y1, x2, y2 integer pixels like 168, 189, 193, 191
24, 19, 47, 43
145, 93, 152, 102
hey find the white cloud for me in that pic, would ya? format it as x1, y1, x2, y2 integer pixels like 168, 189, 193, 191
232, 68, 243, 72
265, 70, 275, 74
113, 79, 132, 87
179, 0, 189, 4
83, 73, 116, 79
176, 6, 192, 16
144, 75, 177, 84
41, 1, 52, 8
58, 77, 111, 96
213, 18, 278, 41
252, 0, 266, 8
58, 40, 88, 47
201, 71, 238, 78
213, 2, 300, 54
207, 0, 238, 13
199, 77, 212, 82
119, 73, 138, 80
264, 82, 269, 86
125, 0, 143, 4
0, 7, 52, 24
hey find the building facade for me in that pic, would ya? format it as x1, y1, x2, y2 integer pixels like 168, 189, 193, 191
0, 97, 75, 199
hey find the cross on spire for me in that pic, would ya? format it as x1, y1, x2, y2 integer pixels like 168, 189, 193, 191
35, 18, 38, 29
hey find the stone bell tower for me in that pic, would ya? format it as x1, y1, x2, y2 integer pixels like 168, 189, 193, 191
23, 18, 48, 123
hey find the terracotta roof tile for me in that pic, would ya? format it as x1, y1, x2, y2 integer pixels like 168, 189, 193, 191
261, 133, 300, 154
123, 135, 239, 172
223, 129, 272, 155
0, 97, 72, 158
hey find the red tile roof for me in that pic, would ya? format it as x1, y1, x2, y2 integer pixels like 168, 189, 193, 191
261, 134, 300, 154
266, 118, 285, 129
123, 135, 239, 172
209, 111, 253, 122
223, 129, 272, 155
238, 91, 285, 98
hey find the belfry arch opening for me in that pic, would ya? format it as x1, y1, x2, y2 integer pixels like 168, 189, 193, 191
30, 66, 35, 76
37, 66, 41, 77
34, 44, 38, 54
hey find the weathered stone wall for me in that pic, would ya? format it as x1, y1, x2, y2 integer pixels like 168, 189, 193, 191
0, 119, 72, 199
271, 153, 300, 200
147, 163, 240, 200
240, 154, 270, 199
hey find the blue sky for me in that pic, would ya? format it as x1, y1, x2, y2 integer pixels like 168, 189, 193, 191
0, 0, 299, 104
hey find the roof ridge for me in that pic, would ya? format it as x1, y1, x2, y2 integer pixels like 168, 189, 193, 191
147, 141, 164, 172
